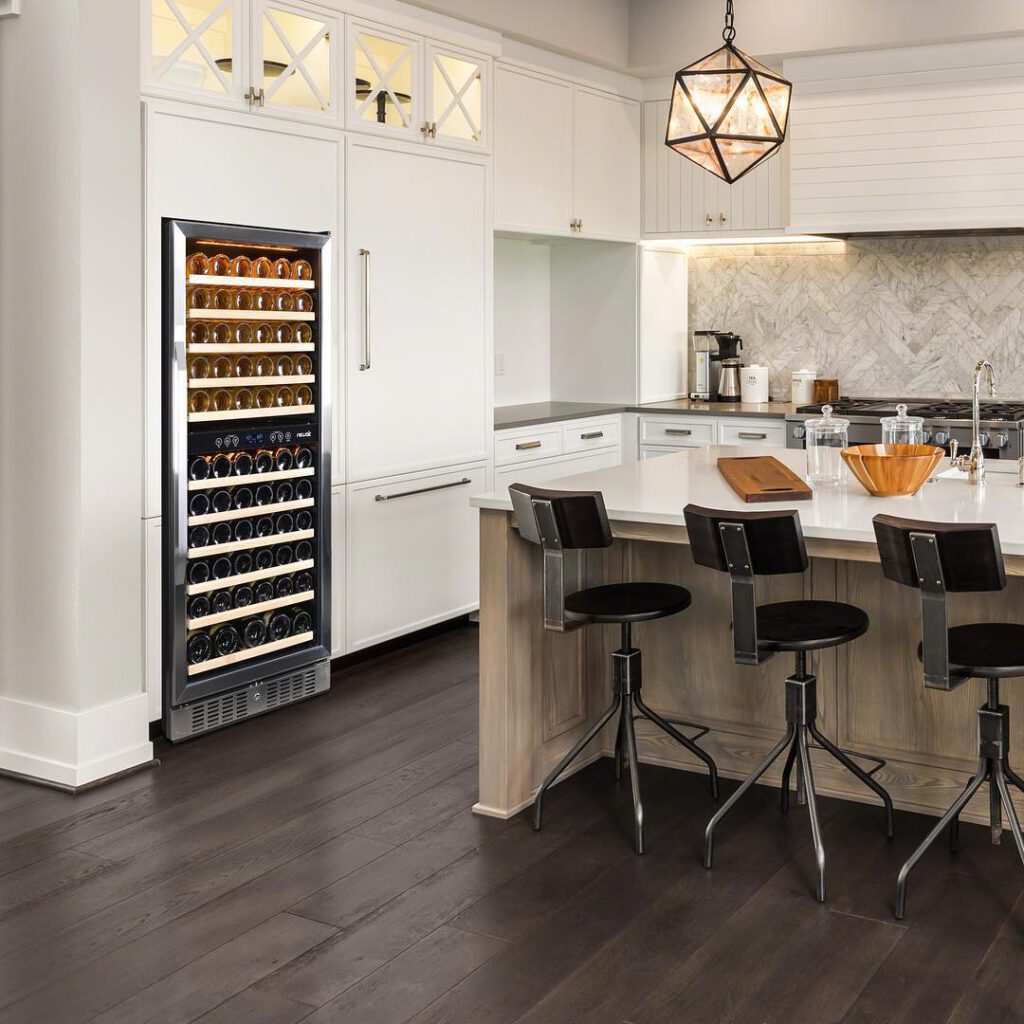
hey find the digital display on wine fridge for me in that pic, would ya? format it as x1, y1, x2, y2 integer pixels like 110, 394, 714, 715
163, 220, 331, 741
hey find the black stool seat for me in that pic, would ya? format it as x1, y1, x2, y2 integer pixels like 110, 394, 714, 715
916, 623, 1024, 679
564, 582, 691, 623
756, 601, 869, 652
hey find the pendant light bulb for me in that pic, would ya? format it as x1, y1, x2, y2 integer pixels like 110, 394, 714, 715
665, 0, 792, 184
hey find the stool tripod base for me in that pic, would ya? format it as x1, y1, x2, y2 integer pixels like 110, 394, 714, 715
703, 659, 895, 903
532, 624, 719, 855
896, 688, 1024, 920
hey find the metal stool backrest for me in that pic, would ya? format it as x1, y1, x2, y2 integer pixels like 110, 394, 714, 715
683, 504, 807, 666
509, 483, 613, 632
873, 514, 1006, 690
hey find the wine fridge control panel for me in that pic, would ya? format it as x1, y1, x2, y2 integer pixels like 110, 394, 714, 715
164, 219, 331, 740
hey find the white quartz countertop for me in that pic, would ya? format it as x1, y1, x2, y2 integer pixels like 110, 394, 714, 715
471, 445, 1024, 556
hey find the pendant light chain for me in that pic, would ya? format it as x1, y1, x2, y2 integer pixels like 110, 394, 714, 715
722, 0, 736, 43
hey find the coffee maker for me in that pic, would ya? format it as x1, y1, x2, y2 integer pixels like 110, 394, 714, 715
689, 331, 744, 400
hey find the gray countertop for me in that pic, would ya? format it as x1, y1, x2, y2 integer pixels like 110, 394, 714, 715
495, 398, 796, 430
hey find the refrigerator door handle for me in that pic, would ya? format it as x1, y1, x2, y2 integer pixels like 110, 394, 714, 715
358, 247, 371, 371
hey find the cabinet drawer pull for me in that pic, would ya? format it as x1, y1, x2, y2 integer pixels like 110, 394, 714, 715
375, 478, 472, 502
738, 432, 768, 440
580, 431, 604, 440
515, 441, 542, 451
665, 428, 692, 436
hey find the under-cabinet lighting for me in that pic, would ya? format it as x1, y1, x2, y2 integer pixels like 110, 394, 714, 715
643, 235, 839, 249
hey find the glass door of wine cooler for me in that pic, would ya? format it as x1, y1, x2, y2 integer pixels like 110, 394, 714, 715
163, 219, 331, 741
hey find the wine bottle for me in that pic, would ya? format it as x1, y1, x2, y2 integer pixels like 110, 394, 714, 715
295, 478, 314, 501
294, 571, 313, 593
275, 544, 294, 566
189, 492, 211, 517
294, 540, 313, 562
294, 510, 313, 531
211, 490, 233, 514
291, 608, 313, 635
265, 611, 292, 641
274, 448, 294, 472
254, 548, 274, 571
210, 589, 233, 613
211, 522, 233, 546
255, 484, 275, 507
211, 624, 241, 657
255, 516, 274, 537
233, 519, 254, 543
211, 556, 233, 579
234, 584, 254, 608
275, 512, 294, 535
294, 447, 313, 469
187, 595, 211, 620
188, 526, 210, 549
211, 454, 232, 479
189, 456, 211, 481
274, 481, 294, 504
186, 632, 213, 665
188, 561, 210, 585
275, 576, 294, 599
254, 580, 275, 604
233, 487, 254, 510
233, 452, 254, 476
254, 450, 273, 474
241, 616, 267, 648
233, 551, 253, 576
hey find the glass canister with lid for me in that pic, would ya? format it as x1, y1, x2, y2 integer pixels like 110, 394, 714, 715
804, 404, 849, 486
880, 403, 925, 446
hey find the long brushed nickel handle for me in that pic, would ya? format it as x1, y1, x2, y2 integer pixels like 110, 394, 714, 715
358, 248, 371, 371
375, 478, 472, 502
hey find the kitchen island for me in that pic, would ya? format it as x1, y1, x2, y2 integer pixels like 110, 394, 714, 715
471, 445, 1024, 826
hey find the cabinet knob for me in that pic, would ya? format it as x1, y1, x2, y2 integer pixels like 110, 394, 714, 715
719, 212, 727, 225
705, 213, 714, 227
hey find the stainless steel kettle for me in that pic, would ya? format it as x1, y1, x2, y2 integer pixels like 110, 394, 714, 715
717, 357, 743, 401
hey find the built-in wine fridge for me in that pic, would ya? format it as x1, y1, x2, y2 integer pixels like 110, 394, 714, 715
163, 219, 331, 741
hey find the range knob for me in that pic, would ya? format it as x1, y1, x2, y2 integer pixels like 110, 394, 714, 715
793, 425, 806, 440
993, 432, 1009, 449
979, 432, 991, 448
933, 430, 949, 446
922, 429, 933, 443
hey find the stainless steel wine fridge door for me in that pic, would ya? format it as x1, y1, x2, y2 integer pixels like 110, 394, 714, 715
162, 219, 332, 741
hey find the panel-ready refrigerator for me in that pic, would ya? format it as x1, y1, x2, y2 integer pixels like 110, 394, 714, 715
162, 219, 332, 741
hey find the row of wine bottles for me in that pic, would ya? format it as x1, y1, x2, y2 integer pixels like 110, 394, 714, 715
187, 571, 313, 620
190, 446, 312, 481
188, 286, 314, 314
189, 484, 313, 519
187, 606, 314, 664
188, 252, 313, 281
188, 320, 314, 347
189, 510, 312, 549
187, 540, 314, 585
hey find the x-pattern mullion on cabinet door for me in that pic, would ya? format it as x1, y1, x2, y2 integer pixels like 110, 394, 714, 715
355, 34, 412, 128
263, 7, 329, 110
434, 55, 481, 140
155, 0, 233, 93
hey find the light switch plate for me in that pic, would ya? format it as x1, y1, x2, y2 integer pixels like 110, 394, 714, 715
0, 0, 21, 17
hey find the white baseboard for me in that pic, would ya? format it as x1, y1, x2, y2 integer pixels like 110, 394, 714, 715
0, 693, 153, 788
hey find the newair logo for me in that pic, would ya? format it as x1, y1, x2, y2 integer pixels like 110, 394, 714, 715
296, 429, 313, 440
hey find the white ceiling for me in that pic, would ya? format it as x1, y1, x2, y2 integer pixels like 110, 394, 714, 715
405, 0, 1024, 75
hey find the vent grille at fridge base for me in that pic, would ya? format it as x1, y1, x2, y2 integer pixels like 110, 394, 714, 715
170, 659, 329, 740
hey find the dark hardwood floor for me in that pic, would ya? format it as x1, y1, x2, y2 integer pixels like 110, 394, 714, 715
2, 622, 1023, 1023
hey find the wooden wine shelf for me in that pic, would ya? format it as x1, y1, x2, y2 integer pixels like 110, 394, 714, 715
188, 590, 315, 631
189, 528, 314, 559
188, 467, 315, 492
187, 309, 315, 322
187, 344, 315, 354
189, 497, 314, 527
189, 274, 315, 290
187, 631, 314, 676
188, 375, 315, 389
189, 405, 315, 423
187, 558, 316, 596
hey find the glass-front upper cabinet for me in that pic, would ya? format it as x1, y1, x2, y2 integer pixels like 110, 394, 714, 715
347, 20, 421, 140
149, 0, 247, 104
254, 0, 338, 121
426, 43, 489, 151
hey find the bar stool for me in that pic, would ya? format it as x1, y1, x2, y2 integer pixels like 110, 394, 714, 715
684, 503, 894, 902
874, 514, 1024, 919
509, 483, 719, 855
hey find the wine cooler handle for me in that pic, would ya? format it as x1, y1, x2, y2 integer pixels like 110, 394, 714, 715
359, 248, 371, 371
375, 478, 472, 502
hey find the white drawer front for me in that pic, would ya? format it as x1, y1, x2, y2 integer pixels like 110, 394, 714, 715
640, 444, 707, 460
562, 416, 621, 454
640, 416, 717, 447
718, 419, 787, 447
494, 425, 564, 466
346, 464, 486, 651
495, 449, 622, 490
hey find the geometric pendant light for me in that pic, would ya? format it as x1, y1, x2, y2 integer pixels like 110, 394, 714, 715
665, 0, 792, 184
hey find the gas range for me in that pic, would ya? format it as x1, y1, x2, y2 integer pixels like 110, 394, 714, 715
785, 398, 1024, 458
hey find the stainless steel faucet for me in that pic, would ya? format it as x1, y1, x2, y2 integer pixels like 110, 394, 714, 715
953, 359, 996, 484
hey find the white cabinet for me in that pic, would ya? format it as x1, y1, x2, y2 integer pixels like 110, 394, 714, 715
573, 88, 641, 241
718, 418, 787, 448
494, 65, 573, 236
494, 64, 641, 241
143, 517, 162, 721
642, 99, 786, 237
640, 445, 697, 460
494, 448, 620, 490
330, 484, 345, 657
639, 414, 717, 447
345, 139, 489, 482
637, 412, 786, 457
346, 463, 486, 650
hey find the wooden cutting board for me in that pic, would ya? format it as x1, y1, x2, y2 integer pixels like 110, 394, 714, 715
717, 456, 812, 503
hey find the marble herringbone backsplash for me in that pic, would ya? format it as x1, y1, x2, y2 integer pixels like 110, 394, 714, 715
688, 236, 1024, 400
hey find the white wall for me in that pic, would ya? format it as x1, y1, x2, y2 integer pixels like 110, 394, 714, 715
403, 0, 631, 68
628, 0, 1024, 73
494, 240, 551, 406
0, 0, 151, 787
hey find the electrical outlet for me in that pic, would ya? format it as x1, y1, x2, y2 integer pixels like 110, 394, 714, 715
495, 351, 508, 376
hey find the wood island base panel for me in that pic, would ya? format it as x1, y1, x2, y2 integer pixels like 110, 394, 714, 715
473, 447, 1024, 827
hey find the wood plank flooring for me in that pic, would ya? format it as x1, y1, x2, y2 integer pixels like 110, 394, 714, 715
1, 622, 1023, 1023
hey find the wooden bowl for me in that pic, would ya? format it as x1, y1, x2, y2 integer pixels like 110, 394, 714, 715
841, 443, 944, 497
